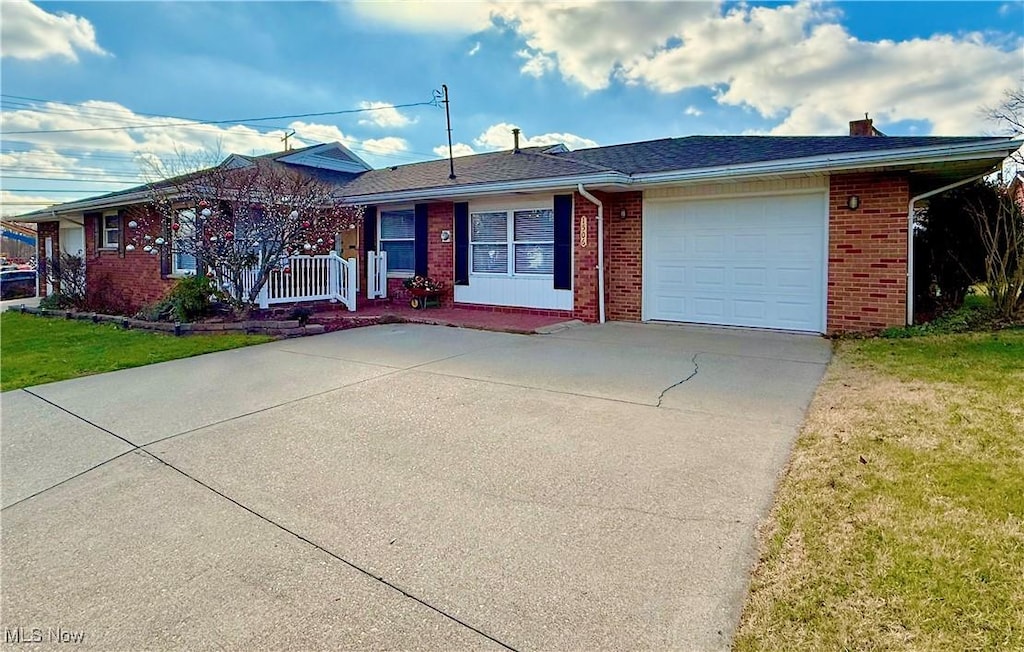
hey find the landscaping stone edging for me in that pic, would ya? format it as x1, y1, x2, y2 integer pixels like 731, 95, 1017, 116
16, 306, 325, 338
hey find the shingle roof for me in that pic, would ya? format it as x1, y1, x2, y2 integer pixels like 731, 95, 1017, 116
557, 136, 1004, 175
338, 146, 615, 197
336, 135, 1008, 198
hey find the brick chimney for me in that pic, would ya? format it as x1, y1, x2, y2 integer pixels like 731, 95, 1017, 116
849, 114, 884, 137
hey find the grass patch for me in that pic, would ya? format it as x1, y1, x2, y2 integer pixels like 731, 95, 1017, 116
735, 329, 1024, 651
0, 312, 274, 392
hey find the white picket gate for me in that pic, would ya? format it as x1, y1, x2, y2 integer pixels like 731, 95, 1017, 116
222, 252, 357, 311
366, 250, 388, 299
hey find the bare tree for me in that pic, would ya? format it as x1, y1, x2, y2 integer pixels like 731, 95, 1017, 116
44, 252, 87, 308
966, 187, 1024, 319
986, 86, 1024, 167
129, 154, 363, 310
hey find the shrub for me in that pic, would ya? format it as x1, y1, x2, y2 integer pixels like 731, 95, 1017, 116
882, 294, 1003, 338
42, 253, 87, 309
140, 275, 221, 322
38, 293, 75, 310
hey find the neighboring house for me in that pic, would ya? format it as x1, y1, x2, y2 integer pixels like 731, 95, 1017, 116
1009, 171, 1024, 210
16, 143, 369, 312
12, 119, 1018, 334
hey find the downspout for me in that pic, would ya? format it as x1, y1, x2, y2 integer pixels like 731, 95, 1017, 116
906, 171, 989, 325
577, 183, 606, 323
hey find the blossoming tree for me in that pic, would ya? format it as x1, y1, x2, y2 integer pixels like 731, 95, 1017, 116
128, 155, 363, 310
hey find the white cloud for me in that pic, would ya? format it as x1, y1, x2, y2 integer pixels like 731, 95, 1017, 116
434, 143, 477, 158
0, 100, 420, 208
684, 105, 703, 117
288, 121, 356, 147
347, 0, 494, 33
623, 3, 1019, 134
468, 41, 481, 56
494, 1, 716, 90
435, 0, 1018, 135
2, 190, 66, 216
517, 49, 555, 78
357, 101, 416, 128
359, 137, 409, 156
473, 122, 598, 150
1, 0, 108, 61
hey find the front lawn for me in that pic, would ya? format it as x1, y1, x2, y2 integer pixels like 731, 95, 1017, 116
736, 329, 1024, 650
0, 312, 274, 391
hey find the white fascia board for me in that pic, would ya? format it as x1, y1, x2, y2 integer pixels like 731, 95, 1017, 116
632, 139, 1017, 186
342, 172, 629, 205
278, 142, 371, 173
12, 188, 166, 221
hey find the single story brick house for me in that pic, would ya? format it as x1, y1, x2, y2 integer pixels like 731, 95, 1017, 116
15, 120, 1017, 334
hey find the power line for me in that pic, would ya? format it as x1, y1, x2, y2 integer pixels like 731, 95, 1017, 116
1, 97, 297, 135
3, 99, 440, 135
1, 165, 147, 177
4, 189, 122, 193
1, 95, 446, 162
0, 140, 439, 165
1, 175, 137, 183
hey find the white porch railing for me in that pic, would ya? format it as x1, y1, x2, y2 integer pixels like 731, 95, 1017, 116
366, 250, 388, 299
222, 252, 357, 311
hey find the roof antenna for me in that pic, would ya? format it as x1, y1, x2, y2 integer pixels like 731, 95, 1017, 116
434, 84, 456, 179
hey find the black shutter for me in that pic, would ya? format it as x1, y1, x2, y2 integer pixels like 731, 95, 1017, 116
454, 202, 469, 285
159, 213, 171, 277
363, 206, 377, 253
414, 203, 428, 277
85, 211, 102, 250
118, 209, 126, 258
553, 194, 573, 290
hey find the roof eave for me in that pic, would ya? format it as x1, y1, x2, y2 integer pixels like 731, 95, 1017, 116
631, 139, 1018, 186
342, 171, 630, 204
9, 188, 159, 222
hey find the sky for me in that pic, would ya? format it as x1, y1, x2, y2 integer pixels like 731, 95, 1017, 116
1, 0, 1021, 216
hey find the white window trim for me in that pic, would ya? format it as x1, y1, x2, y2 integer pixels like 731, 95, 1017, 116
172, 209, 198, 275
100, 213, 120, 249
378, 206, 415, 278
469, 206, 554, 278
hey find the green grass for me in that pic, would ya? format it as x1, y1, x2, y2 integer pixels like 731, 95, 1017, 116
736, 329, 1024, 651
0, 312, 274, 391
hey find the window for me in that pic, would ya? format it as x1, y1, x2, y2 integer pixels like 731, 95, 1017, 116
101, 214, 120, 248
513, 209, 554, 275
470, 211, 508, 274
379, 209, 415, 274
173, 210, 197, 274
470, 207, 554, 276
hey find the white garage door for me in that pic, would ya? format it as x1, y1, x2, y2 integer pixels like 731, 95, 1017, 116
643, 193, 827, 332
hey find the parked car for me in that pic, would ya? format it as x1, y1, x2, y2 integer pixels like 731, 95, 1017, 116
1, 269, 37, 300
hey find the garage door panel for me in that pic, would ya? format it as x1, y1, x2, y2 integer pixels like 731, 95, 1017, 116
693, 266, 726, 287
693, 297, 726, 320
734, 267, 768, 288
734, 233, 767, 255
645, 193, 825, 332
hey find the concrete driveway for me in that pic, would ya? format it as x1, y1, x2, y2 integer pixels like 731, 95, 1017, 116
1, 322, 830, 650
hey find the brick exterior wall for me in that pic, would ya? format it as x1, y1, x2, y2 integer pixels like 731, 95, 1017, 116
603, 191, 644, 321
427, 202, 454, 307
35, 222, 60, 298
827, 173, 910, 333
84, 207, 175, 313
573, 191, 600, 322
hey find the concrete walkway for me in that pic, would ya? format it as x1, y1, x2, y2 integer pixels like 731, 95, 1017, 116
0, 322, 830, 650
